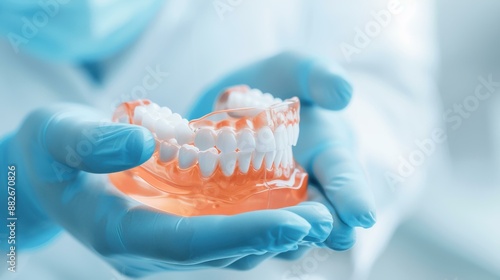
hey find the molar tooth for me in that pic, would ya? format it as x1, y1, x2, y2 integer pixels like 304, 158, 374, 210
274, 125, 287, 150
287, 125, 294, 147
194, 128, 216, 150
237, 151, 252, 173
220, 151, 237, 176
159, 107, 172, 118
133, 106, 147, 124
166, 113, 182, 123
237, 128, 256, 152
216, 128, 237, 153
255, 127, 276, 152
146, 103, 160, 112
228, 92, 243, 109
252, 151, 265, 170
178, 144, 199, 169
155, 119, 175, 140
248, 89, 263, 98
292, 124, 299, 146
174, 122, 195, 145
198, 147, 219, 177
141, 112, 158, 131
265, 151, 276, 170
262, 93, 274, 105
159, 140, 179, 162
272, 98, 283, 105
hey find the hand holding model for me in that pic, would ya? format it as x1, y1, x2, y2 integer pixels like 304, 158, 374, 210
0, 52, 375, 276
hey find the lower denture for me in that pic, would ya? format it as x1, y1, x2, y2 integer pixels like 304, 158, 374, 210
108, 85, 308, 216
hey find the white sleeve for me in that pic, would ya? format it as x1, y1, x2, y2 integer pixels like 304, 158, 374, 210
304, 0, 441, 277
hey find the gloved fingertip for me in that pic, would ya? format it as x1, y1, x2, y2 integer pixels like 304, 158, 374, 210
360, 211, 377, 229
136, 127, 156, 164
329, 239, 355, 251
283, 202, 333, 244
309, 65, 353, 110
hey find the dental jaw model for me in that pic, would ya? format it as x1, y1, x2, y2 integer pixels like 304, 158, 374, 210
109, 85, 308, 216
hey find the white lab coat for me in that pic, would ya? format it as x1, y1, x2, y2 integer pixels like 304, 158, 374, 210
0, 1, 439, 279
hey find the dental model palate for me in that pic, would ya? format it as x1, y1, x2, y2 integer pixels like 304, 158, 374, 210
109, 85, 308, 216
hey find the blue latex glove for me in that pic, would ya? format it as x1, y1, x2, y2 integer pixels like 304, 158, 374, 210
190, 52, 377, 260
0, 0, 164, 62
0, 104, 334, 277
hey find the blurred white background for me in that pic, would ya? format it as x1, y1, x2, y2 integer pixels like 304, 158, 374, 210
370, 1, 500, 279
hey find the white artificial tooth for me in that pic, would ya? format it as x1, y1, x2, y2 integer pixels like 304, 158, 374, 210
237, 128, 256, 152
133, 106, 147, 124
216, 128, 237, 153
242, 95, 252, 107
287, 125, 294, 147
274, 149, 283, 168
159, 140, 179, 162
292, 124, 299, 146
146, 103, 160, 112
159, 107, 172, 118
249, 89, 263, 98
155, 119, 175, 140
252, 151, 265, 170
286, 146, 294, 166
237, 151, 252, 173
194, 128, 216, 150
198, 147, 219, 177
281, 148, 289, 168
220, 151, 237, 176
255, 127, 276, 152
272, 98, 283, 105
265, 151, 276, 170
141, 113, 158, 131
166, 113, 182, 123
274, 125, 287, 150
262, 93, 274, 104
228, 93, 243, 109
175, 122, 195, 145
178, 144, 199, 169
286, 111, 294, 121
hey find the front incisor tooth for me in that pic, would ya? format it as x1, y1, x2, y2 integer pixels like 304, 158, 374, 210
220, 152, 237, 176
237, 151, 252, 173
198, 147, 219, 177
159, 140, 179, 162
155, 119, 175, 140
216, 128, 237, 153
237, 128, 255, 152
292, 124, 299, 146
255, 127, 276, 152
194, 127, 216, 150
178, 144, 199, 169
175, 122, 195, 145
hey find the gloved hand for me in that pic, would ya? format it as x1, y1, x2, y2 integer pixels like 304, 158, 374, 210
0, 103, 334, 277
189, 51, 377, 262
